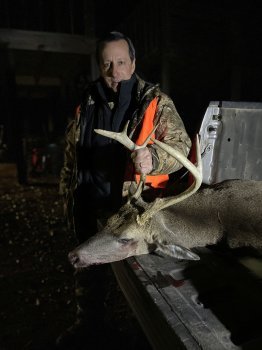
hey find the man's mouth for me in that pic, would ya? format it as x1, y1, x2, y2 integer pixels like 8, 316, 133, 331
111, 81, 120, 91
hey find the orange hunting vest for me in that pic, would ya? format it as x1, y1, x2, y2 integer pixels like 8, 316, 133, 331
135, 97, 169, 189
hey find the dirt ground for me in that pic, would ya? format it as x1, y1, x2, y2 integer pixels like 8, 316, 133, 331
0, 164, 152, 350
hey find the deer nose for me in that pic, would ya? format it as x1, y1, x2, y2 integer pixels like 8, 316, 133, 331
68, 251, 80, 266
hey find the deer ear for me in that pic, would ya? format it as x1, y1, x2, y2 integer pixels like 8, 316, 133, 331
155, 242, 200, 261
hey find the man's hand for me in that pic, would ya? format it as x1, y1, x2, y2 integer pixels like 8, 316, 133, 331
131, 148, 153, 174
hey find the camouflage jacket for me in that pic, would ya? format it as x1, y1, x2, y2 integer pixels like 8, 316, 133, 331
59, 74, 191, 227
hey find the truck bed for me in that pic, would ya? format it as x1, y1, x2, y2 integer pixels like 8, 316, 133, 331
112, 248, 262, 349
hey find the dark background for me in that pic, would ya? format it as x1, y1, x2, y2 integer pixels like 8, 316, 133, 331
1, 0, 262, 172
0, 1, 262, 349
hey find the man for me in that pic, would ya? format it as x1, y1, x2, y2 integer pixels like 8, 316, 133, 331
58, 31, 191, 347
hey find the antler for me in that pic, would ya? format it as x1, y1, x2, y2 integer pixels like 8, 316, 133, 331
94, 121, 158, 200
137, 135, 202, 225
94, 121, 156, 151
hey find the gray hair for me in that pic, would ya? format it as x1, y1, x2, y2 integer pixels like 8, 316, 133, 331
95, 31, 136, 65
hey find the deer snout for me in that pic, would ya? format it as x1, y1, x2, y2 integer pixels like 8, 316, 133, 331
68, 251, 80, 267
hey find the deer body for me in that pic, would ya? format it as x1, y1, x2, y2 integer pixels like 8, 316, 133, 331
68, 124, 261, 268
69, 179, 262, 268
156, 180, 261, 248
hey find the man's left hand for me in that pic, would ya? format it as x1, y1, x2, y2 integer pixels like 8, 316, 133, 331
131, 148, 153, 174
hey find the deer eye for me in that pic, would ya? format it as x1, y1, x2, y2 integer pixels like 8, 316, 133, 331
118, 238, 133, 244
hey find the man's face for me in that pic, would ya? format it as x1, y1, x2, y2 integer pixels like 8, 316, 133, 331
99, 39, 136, 92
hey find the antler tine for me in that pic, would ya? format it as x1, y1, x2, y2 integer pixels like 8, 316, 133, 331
128, 174, 146, 203
94, 121, 158, 151
94, 121, 135, 151
94, 121, 158, 201
137, 135, 202, 225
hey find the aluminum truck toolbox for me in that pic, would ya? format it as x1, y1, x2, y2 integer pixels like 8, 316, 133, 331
199, 101, 262, 184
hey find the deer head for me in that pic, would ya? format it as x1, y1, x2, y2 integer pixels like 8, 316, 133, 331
69, 123, 202, 268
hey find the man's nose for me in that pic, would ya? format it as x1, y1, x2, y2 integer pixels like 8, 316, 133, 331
109, 63, 119, 77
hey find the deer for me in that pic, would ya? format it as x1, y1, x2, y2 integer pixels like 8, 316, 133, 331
68, 122, 262, 268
